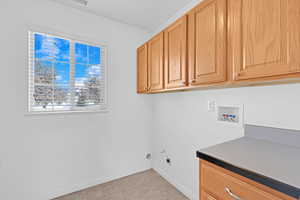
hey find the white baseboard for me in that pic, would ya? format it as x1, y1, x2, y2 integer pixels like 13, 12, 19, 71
48, 167, 152, 200
153, 167, 197, 200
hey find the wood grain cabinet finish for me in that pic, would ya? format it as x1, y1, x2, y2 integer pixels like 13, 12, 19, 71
147, 32, 164, 91
201, 191, 218, 200
164, 16, 188, 89
137, 0, 300, 94
200, 160, 296, 200
137, 44, 148, 93
228, 0, 300, 81
188, 0, 227, 85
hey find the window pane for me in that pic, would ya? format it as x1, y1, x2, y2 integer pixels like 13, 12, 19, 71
29, 31, 106, 113
33, 85, 53, 109
34, 33, 70, 62
75, 64, 102, 85
75, 43, 88, 64
88, 65, 102, 81
84, 74, 102, 104
54, 62, 70, 85
74, 86, 103, 106
55, 37, 70, 62
88, 46, 101, 65
74, 64, 103, 106
53, 85, 72, 111
34, 60, 53, 84
53, 62, 71, 110
74, 87, 89, 106
74, 63, 88, 86
74, 64, 87, 106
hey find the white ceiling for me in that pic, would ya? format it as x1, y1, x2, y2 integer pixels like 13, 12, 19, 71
51, 0, 194, 31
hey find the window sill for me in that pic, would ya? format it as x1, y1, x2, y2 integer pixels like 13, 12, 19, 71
24, 108, 109, 116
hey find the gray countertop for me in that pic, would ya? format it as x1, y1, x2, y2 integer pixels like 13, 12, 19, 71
200, 136, 300, 189
197, 125, 300, 199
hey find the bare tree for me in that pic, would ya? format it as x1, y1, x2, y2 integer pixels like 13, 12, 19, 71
85, 76, 102, 104
33, 61, 69, 108
75, 76, 102, 106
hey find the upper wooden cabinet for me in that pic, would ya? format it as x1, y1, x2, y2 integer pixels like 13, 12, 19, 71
228, 0, 300, 81
137, 0, 300, 94
188, 0, 227, 85
164, 16, 188, 89
137, 44, 148, 93
148, 32, 164, 91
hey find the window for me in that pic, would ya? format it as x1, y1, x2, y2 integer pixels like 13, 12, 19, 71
28, 31, 107, 113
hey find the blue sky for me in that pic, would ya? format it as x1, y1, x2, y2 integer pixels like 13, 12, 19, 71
34, 33, 101, 86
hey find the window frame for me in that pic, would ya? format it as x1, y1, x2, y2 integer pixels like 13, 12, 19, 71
27, 29, 108, 115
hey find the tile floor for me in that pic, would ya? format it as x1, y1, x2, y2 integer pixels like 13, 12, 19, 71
54, 169, 189, 200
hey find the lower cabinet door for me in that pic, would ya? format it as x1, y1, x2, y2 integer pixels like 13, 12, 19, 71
200, 160, 293, 200
201, 190, 218, 200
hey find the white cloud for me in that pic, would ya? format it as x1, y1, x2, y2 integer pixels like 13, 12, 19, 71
88, 65, 101, 76
42, 36, 59, 57
75, 77, 87, 87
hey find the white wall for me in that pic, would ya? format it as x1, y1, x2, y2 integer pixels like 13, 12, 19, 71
150, 1, 300, 199
152, 84, 300, 200
150, 0, 204, 39
0, 1, 152, 200
2, 1, 300, 200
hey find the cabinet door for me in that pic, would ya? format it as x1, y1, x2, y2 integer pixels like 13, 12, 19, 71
200, 160, 291, 200
228, 0, 300, 81
201, 190, 219, 200
148, 32, 164, 91
164, 16, 187, 89
137, 44, 148, 93
188, 0, 227, 85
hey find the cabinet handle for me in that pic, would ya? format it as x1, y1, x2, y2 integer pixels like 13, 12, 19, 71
190, 79, 196, 84
225, 187, 242, 200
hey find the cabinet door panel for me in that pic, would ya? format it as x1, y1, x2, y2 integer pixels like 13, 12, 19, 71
243, 0, 282, 68
148, 32, 164, 91
201, 190, 219, 200
229, 0, 300, 81
164, 16, 187, 89
137, 44, 148, 93
201, 161, 284, 200
188, 0, 227, 85
289, 0, 300, 70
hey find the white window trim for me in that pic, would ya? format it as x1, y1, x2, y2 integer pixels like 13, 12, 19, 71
26, 27, 109, 115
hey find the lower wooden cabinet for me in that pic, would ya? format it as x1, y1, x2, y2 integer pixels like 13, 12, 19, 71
200, 160, 296, 200
201, 190, 218, 200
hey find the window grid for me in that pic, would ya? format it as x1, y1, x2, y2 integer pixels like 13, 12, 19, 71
28, 31, 107, 114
